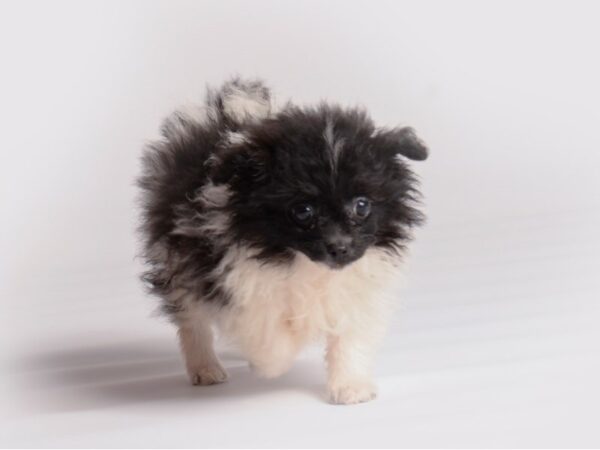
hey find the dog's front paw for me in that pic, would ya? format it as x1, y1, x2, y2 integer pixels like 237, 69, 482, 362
328, 380, 377, 405
188, 363, 229, 386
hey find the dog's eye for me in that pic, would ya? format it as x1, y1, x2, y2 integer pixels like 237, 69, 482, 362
290, 203, 315, 226
352, 197, 371, 219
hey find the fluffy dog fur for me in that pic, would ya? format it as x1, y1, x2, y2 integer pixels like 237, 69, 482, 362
138, 77, 428, 404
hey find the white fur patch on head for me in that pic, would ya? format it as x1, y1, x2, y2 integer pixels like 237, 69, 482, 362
323, 118, 345, 174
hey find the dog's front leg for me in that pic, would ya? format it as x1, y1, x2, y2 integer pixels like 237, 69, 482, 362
178, 318, 228, 386
325, 333, 378, 404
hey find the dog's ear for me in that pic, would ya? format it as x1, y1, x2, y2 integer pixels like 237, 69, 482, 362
373, 127, 429, 161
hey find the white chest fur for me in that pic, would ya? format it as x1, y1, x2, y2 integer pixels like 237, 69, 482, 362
199, 245, 402, 377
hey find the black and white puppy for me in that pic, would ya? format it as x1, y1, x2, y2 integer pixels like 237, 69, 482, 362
138, 77, 428, 404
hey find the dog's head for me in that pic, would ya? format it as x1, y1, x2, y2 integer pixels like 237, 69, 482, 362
210, 105, 428, 269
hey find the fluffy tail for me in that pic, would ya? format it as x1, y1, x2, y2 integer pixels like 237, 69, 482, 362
207, 76, 272, 126
159, 76, 272, 142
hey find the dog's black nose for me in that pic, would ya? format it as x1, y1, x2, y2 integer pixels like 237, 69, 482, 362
326, 243, 347, 258
325, 237, 352, 259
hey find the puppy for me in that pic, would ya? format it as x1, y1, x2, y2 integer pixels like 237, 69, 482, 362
138, 77, 428, 404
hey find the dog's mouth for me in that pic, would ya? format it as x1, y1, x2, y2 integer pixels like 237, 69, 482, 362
320, 250, 365, 270
294, 243, 367, 270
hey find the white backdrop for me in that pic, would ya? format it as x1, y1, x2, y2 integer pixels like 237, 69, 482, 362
1, 1, 599, 447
